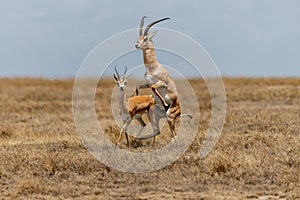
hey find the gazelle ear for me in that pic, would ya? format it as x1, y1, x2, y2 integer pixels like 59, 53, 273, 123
113, 74, 118, 81
149, 31, 157, 39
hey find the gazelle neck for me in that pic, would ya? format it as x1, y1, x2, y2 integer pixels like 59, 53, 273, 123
118, 89, 128, 117
142, 42, 158, 65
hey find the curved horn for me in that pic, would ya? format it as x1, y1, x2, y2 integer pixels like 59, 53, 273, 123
114, 65, 120, 79
139, 16, 147, 36
144, 17, 170, 35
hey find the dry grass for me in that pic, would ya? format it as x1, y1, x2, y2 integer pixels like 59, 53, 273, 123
0, 77, 299, 199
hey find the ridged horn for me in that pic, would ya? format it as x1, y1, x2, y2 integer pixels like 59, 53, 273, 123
144, 17, 170, 35
139, 16, 147, 36
123, 66, 127, 78
114, 65, 120, 79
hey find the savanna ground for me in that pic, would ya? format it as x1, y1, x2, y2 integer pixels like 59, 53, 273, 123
0, 77, 299, 199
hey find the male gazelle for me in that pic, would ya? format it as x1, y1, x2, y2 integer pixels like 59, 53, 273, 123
135, 17, 191, 140
113, 65, 157, 146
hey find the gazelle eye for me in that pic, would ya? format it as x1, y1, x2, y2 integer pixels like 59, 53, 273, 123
143, 37, 148, 42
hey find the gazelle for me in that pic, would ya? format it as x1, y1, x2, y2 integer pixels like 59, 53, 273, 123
135, 16, 192, 140
113, 65, 157, 146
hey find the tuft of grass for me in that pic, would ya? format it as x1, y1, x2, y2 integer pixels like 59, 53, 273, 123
0, 126, 14, 139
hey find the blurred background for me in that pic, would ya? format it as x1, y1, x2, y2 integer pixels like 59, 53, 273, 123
1, 0, 299, 78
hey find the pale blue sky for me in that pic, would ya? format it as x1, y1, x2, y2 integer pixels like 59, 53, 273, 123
1, 0, 300, 77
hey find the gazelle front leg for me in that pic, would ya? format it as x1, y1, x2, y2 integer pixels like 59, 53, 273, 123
136, 104, 161, 140
136, 83, 150, 95
151, 87, 168, 108
116, 118, 132, 147
136, 82, 169, 110
150, 81, 169, 110
133, 117, 146, 140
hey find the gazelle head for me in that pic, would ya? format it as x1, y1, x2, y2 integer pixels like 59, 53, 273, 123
113, 65, 130, 91
135, 16, 170, 50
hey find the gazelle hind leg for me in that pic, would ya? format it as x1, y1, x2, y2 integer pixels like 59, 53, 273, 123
136, 105, 160, 140
147, 105, 161, 139
133, 117, 146, 141
125, 132, 130, 147
167, 117, 176, 140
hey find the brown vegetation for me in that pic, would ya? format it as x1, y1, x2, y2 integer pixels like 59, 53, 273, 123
0, 77, 299, 199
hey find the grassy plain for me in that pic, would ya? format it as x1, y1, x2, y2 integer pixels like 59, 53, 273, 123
0, 77, 299, 199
